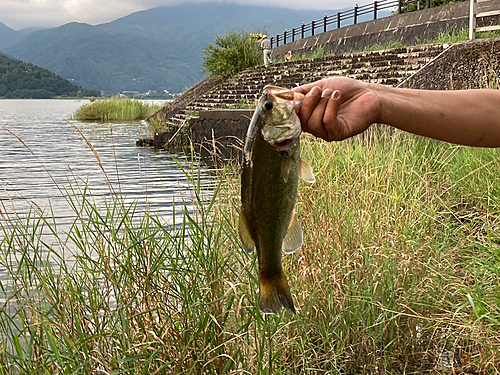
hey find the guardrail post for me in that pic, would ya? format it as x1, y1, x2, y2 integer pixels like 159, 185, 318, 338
276, 34, 280, 47
292, 28, 295, 42
324, 14, 328, 32
427, 0, 430, 8
337, 12, 341, 29
374, 1, 378, 19
398, 0, 402, 14
469, 0, 477, 39
312, 20, 315, 36
354, 5, 358, 24
284, 30, 287, 44
270, 37, 274, 48
302, 22, 305, 39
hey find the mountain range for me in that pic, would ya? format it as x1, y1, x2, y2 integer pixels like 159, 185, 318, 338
0, 2, 388, 94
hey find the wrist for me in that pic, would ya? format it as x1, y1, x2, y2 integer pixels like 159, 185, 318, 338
363, 82, 386, 125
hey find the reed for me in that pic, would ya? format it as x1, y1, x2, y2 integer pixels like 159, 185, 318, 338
295, 130, 500, 373
72, 97, 163, 122
0, 125, 499, 373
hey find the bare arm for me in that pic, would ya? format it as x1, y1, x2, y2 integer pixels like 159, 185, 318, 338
294, 77, 500, 148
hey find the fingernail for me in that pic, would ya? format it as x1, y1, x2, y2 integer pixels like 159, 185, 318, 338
307, 86, 321, 97
332, 90, 341, 100
321, 89, 333, 98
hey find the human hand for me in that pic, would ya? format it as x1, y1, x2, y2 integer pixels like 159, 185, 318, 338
293, 77, 382, 141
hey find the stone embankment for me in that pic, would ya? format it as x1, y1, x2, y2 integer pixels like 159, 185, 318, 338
144, 43, 448, 156
407, 37, 500, 90
144, 37, 500, 159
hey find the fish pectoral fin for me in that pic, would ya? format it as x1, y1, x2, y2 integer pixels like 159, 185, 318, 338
299, 159, 316, 183
239, 208, 255, 253
282, 211, 303, 254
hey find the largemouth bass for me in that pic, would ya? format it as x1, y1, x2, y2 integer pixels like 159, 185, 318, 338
239, 85, 315, 314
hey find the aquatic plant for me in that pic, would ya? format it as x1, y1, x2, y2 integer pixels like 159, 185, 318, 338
72, 97, 162, 122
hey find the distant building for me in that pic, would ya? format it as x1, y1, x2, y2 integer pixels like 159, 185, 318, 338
121, 91, 140, 97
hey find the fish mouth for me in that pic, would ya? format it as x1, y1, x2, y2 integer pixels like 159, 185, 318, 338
272, 125, 301, 149
274, 137, 298, 149
264, 85, 304, 107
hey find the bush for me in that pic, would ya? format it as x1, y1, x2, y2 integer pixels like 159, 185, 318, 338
202, 30, 263, 77
399, 0, 467, 13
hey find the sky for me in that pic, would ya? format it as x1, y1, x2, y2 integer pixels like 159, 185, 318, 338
1, 0, 358, 30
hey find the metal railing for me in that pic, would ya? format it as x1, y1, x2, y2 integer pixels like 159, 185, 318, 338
270, 0, 432, 48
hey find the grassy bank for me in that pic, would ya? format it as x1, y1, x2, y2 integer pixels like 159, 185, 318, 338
72, 97, 163, 122
0, 127, 499, 373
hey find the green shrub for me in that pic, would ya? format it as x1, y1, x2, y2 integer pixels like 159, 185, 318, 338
202, 30, 263, 77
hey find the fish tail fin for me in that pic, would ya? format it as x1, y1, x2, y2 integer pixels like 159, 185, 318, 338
259, 271, 296, 314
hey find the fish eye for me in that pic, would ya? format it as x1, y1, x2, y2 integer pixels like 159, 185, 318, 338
264, 101, 273, 111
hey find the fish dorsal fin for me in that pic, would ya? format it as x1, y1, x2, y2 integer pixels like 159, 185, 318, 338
239, 208, 255, 253
282, 211, 303, 254
300, 159, 316, 183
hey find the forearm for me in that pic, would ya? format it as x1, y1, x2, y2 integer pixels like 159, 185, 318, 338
374, 84, 500, 147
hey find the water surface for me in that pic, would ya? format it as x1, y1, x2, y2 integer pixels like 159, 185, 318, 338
0, 99, 211, 269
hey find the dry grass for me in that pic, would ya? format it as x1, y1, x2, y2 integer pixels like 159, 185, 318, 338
0, 125, 499, 374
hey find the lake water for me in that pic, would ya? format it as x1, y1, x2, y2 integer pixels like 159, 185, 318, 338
0, 99, 212, 278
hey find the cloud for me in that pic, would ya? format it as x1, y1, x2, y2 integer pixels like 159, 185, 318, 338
1, 0, 144, 29
0, 0, 355, 30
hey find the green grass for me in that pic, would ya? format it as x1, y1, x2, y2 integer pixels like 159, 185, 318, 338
186, 109, 200, 117
363, 40, 406, 52
72, 97, 163, 122
296, 131, 500, 373
146, 114, 167, 133
0, 126, 500, 373
214, 98, 258, 110
477, 29, 500, 39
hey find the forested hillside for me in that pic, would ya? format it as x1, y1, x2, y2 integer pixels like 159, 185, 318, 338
0, 52, 99, 98
2, 3, 346, 94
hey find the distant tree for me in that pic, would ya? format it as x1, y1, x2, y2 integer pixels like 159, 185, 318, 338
400, 0, 467, 13
202, 30, 263, 77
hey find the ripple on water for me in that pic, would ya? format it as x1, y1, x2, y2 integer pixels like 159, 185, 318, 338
0, 99, 214, 296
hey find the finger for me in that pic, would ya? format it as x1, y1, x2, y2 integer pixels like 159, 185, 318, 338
322, 90, 344, 141
297, 86, 322, 125
293, 81, 324, 95
304, 90, 334, 139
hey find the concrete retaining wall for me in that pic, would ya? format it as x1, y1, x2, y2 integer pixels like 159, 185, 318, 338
271, 0, 500, 60
145, 1, 500, 157
189, 109, 253, 161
